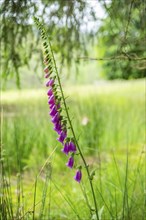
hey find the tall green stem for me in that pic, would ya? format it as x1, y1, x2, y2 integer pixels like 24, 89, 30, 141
49, 41, 99, 220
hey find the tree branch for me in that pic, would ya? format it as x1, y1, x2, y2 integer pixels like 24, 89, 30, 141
78, 55, 146, 62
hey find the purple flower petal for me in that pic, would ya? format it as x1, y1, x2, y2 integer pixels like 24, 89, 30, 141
50, 105, 58, 117
49, 94, 55, 101
74, 170, 82, 183
57, 130, 67, 143
51, 112, 60, 124
68, 141, 76, 153
46, 79, 54, 87
66, 156, 74, 169
62, 142, 69, 155
48, 95, 55, 105
45, 73, 50, 78
48, 100, 55, 105
54, 121, 62, 134
47, 88, 53, 97
49, 103, 55, 109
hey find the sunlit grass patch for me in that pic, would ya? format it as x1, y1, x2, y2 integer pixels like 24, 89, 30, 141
1, 79, 145, 219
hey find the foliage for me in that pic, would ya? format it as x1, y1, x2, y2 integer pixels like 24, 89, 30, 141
98, 0, 146, 79
0, 0, 96, 87
1, 0, 145, 87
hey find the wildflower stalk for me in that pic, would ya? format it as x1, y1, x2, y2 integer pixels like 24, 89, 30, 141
50, 42, 99, 219
34, 17, 99, 220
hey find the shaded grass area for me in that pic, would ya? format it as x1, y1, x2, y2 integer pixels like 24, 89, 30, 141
1, 79, 145, 219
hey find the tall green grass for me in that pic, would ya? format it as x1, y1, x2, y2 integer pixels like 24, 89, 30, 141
1, 79, 145, 219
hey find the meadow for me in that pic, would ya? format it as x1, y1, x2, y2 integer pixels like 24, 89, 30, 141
1, 79, 145, 220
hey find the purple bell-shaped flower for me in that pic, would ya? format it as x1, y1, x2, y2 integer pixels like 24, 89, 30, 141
74, 170, 82, 183
57, 130, 67, 143
62, 142, 69, 155
68, 141, 76, 152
